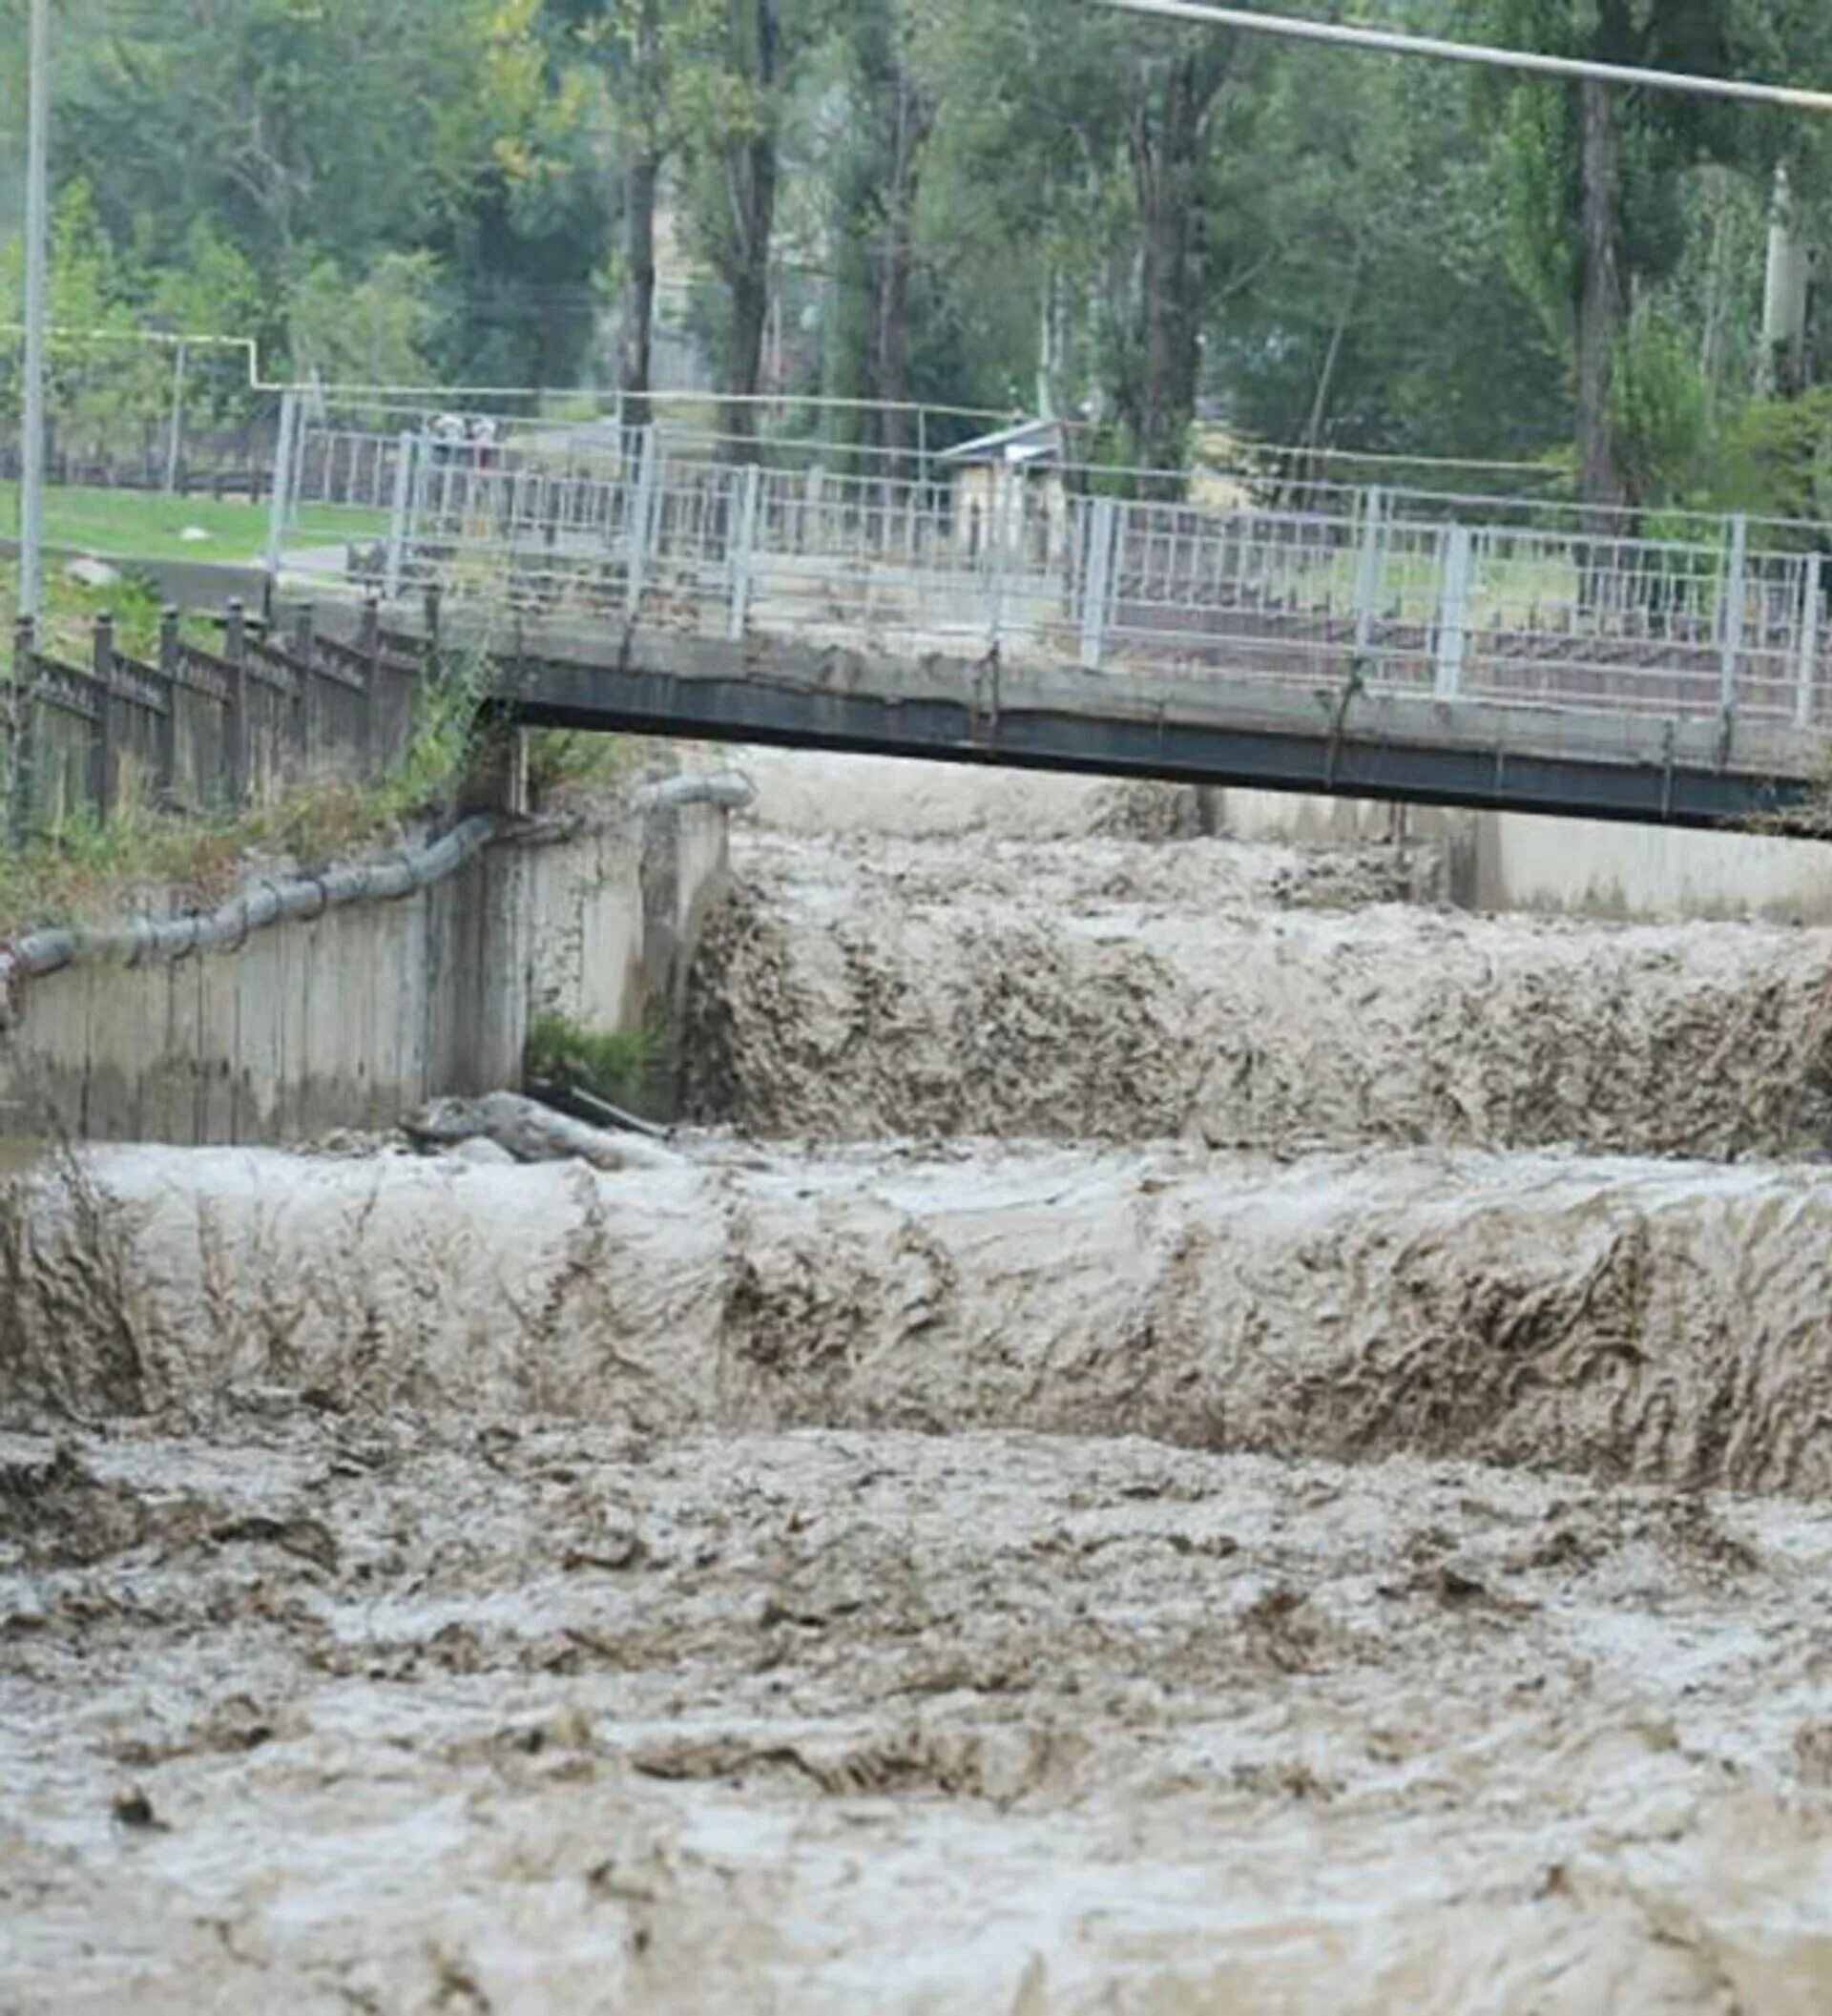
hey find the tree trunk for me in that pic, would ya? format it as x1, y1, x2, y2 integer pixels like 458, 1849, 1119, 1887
618, 151, 659, 432
1124, 38, 1236, 475
722, 0, 780, 456
1577, 76, 1625, 513
869, 60, 929, 468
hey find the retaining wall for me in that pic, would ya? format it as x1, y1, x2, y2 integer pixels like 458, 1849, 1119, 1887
0, 794, 732, 1146
1211, 788, 1832, 925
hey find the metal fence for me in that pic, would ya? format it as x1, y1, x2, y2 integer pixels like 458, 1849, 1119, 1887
281, 421, 1830, 735
6, 596, 433, 841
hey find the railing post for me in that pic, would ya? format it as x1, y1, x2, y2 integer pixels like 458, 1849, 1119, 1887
90, 612, 117, 821
986, 469, 1010, 649
358, 594, 382, 776
1434, 525, 1473, 701
1720, 511, 1749, 719
626, 427, 658, 617
10, 613, 37, 845
1080, 495, 1119, 670
223, 597, 250, 810
1353, 485, 1386, 655
263, 389, 299, 585
156, 605, 180, 807
384, 429, 417, 601
1797, 551, 1823, 730
288, 602, 314, 770
728, 462, 762, 641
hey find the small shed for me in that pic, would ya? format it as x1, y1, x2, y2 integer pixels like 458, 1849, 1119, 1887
940, 418, 1070, 566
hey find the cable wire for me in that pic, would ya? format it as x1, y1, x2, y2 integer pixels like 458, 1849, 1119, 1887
1085, 0, 1832, 113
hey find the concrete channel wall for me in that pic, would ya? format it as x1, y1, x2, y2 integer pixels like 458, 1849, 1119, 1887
0, 792, 733, 1146
1211, 789, 1832, 925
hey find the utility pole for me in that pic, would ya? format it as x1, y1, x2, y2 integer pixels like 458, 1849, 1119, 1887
20, 0, 52, 620
1762, 163, 1811, 400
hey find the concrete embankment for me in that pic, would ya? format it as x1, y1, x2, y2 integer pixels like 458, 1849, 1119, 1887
0, 778, 738, 1145
1214, 785, 1832, 925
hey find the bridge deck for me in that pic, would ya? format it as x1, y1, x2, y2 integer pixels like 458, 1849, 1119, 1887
445, 617, 1818, 833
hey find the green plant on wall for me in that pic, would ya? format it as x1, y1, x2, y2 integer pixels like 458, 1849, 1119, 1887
525, 1008, 663, 1105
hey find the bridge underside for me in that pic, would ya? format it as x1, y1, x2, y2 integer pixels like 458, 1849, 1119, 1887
472, 622, 1822, 835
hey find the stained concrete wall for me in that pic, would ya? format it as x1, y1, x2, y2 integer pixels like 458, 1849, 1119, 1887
1210, 788, 1832, 925
0, 796, 731, 1146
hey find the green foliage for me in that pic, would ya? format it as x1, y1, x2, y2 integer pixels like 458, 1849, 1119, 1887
524, 1009, 663, 1105
1718, 387, 1832, 525
289, 254, 442, 389
525, 730, 638, 809
1611, 303, 1718, 508
7, 0, 1832, 493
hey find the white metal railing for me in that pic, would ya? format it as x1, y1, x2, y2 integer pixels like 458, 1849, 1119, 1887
271, 416, 1832, 735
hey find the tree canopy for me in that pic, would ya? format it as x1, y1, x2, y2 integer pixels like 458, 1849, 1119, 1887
6, 0, 1832, 501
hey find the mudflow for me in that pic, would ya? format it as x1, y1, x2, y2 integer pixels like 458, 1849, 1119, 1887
9, 753, 1832, 2013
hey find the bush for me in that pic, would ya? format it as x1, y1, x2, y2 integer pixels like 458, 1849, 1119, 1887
524, 1010, 663, 1106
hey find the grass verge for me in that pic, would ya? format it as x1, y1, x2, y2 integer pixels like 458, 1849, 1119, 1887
1, 478, 385, 565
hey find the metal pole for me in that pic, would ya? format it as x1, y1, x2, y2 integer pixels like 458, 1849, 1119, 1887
19, 0, 52, 622
163, 338, 187, 495
1080, 496, 1118, 670
263, 389, 299, 582
1719, 512, 1748, 718
384, 431, 416, 601
1798, 551, 1822, 731
728, 463, 762, 641
1434, 525, 1473, 701
1352, 486, 1385, 655
626, 428, 657, 617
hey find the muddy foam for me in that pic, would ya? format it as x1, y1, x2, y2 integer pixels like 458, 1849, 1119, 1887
8, 1142, 1832, 1500
687, 826, 1832, 1156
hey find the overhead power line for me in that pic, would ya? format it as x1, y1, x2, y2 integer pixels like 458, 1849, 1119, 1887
1086, 0, 1832, 113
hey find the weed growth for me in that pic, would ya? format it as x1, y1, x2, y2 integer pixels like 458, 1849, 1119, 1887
525, 1009, 663, 1105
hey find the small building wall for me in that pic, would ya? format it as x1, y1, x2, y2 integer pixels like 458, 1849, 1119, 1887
954, 467, 1070, 567
0, 796, 733, 1147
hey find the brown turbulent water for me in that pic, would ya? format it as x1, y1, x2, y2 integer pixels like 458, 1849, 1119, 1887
7, 753, 1832, 2013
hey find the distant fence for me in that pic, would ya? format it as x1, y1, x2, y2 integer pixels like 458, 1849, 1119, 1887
0, 425, 281, 504
5, 593, 437, 842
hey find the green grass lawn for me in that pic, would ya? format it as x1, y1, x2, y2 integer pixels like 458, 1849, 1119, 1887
0, 480, 385, 564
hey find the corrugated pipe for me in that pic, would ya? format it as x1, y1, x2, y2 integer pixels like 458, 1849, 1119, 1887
0, 815, 502, 1024
635, 771, 757, 814
0, 771, 755, 1030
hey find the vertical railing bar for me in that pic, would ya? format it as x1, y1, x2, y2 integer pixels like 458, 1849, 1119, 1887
1798, 550, 1822, 730
384, 431, 416, 603
1434, 525, 1473, 702
1720, 511, 1749, 718
729, 462, 762, 642
1353, 485, 1385, 657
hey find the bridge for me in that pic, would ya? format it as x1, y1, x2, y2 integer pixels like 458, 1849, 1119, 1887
276, 418, 1832, 831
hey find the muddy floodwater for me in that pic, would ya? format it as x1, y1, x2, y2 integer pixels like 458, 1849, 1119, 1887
8, 758, 1832, 2013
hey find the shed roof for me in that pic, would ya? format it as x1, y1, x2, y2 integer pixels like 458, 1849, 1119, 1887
937, 418, 1067, 468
